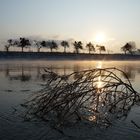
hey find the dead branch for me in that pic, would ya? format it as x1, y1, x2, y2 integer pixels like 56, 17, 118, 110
22, 67, 140, 127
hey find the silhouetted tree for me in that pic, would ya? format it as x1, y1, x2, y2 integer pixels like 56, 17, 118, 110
96, 45, 106, 54
121, 42, 136, 54
73, 41, 83, 54
5, 39, 14, 52
46, 41, 58, 52
86, 42, 95, 54
17, 38, 31, 52
61, 41, 69, 53
4, 45, 10, 52
40, 40, 47, 49
34, 40, 42, 52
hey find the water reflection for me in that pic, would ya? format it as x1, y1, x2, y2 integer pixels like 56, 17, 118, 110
96, 61, 102, 68
97, 75, 102, 89
0, 61, 140, 139
0, 61, 140, 83
5, 64, 10, 77
121, 65, 136, 80
0, 61, 140, 140
4, 66, 31, 82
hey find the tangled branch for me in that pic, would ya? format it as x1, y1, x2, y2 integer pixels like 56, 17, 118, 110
23, 67, 140, 126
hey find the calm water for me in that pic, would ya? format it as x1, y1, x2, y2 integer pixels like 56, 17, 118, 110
0, 60, 140, 140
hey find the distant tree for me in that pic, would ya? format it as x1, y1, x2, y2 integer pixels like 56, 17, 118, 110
121, 43, 130, 54
96, 45, 106, 54
40, 40, 46, 47
51, 41, 58, 52
40, 40, 47, 52
34, 40, 42, 52
61, 41, 69, 53
121, 42, 136, 54
16, 38, 31, 52
4, 45, 10, 52
86, 42, 95, 54
5, 39, 14, 52
73, 41, 83, 54
46, 41, 58, 52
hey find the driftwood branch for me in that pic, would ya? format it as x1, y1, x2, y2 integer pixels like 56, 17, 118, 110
131, 120, 140, 129
22, 67, 140, 127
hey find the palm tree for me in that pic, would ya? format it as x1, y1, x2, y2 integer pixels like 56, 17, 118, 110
86, 42, 95, 54
96, 45, 106, 54
73, 41, 83, 54
61, 41, 69, 53
18, 38, 31, 52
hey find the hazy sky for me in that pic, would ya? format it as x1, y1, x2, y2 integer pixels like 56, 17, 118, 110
1, 0, 140, 52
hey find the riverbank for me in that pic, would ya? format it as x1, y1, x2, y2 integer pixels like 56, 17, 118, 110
0, 51, 140, 61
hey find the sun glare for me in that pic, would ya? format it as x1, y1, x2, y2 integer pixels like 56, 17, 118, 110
95, 32, 106, 44
95, 61, 103, 89
96, 61, 102, 69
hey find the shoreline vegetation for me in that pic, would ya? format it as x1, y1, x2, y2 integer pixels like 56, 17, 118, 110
0, 51, 140, 61
2, 38, 140, 62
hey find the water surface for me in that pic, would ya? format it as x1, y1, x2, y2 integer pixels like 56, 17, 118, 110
0, 60, 140, 140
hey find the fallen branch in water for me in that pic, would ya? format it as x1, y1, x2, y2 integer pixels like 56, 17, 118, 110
22, 67, 140, 127
131, 120, 140, 129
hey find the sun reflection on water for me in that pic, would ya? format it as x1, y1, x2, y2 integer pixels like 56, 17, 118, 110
96, 61, 103, 90
97, 76, 102, 89
96, 61, 102, 69
88, 115, 96, 122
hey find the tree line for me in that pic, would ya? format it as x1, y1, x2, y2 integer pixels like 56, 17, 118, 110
4, 37, 106, 54
4, 37, 139, 54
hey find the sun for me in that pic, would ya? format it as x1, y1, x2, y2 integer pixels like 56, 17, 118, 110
95, 32, 106, 44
